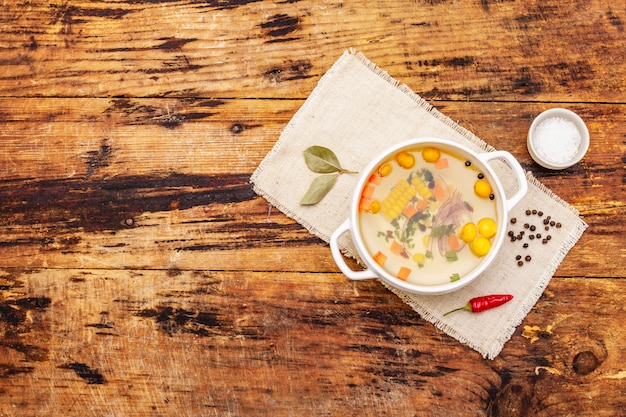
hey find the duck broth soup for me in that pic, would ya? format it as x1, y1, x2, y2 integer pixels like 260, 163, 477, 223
357, 146, 498, 286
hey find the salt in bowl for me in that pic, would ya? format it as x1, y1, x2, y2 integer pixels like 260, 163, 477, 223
527, 108, 589, 170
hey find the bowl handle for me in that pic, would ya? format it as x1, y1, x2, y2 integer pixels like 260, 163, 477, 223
330, 219, 378, 281
477, 151, 528, 209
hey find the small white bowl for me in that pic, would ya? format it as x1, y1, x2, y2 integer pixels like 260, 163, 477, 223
527, 108, 589, 170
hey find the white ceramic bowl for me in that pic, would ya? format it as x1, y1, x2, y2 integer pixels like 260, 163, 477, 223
527, 108, 589, 170
330, 138, 528, 295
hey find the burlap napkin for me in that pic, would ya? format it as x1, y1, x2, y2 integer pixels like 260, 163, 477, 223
250, 49, 587, 358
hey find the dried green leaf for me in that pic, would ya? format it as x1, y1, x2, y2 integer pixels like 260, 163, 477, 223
300, 174, 338, 205
303, 146, 343, 173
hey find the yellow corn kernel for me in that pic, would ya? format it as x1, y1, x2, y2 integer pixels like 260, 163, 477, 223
411, 177, 432, 200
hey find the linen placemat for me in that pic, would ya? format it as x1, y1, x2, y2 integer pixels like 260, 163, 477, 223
250, 49, 587, 359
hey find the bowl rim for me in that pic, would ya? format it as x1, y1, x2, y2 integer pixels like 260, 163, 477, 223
527, 108, 590, 170
349, 137, 509, 295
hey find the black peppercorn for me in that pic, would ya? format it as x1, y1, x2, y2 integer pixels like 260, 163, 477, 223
538, 211, 543, 217
478, 173, 484, 179
556, 222, 561, 228
529, 235, 535, 240
489, 194, 495, 200
530, 225, 536, 231
526, 209, 531, 215
516, 255, 522, 260
525, 255, 531, 262
523, 243, 529, 248
518, 260, 524, 266
511, 218, 517, 224
465, 160, 471, 166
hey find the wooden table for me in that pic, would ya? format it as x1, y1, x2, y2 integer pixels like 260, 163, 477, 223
1, 1, 624, 416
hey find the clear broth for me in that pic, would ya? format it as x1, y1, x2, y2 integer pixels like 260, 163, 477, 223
357, 146, 498, 286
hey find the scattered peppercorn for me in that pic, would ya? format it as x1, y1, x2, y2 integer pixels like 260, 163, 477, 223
478, 173, 484, 179
508, 209, 563, 267
489, 194, 495, 200
465, 160, 471, 166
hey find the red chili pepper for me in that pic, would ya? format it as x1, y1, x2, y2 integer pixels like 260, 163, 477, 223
443, 294, 513, 316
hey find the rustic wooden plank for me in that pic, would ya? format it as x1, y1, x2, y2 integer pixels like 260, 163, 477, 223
0, 98, 623, 275
0, 1, 624, 102
0, 268, 624, 416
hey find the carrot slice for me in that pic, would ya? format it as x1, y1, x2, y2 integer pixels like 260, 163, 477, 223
432, 183, 447, 201
359, 198, 371, 212
390, 240, 404, 255
434, 158, 449, 169
448, 234, 461, 250
368, 174, 382, 185
373, 251, 387, 266
397, 267, 411, 281
416, 198, 429, 211
402, 204, 418, 219
362, 184, 375, 198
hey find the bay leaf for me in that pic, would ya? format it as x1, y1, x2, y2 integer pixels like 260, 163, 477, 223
303, 146, 342, 173
300, 174, 338, 205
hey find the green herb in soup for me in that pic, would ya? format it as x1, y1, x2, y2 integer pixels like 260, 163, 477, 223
358, 147, 498, 286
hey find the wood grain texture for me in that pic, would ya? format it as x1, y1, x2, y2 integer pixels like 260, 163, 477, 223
1, 269, 625, 417
1, 1, 624, 101
0, 0, 625, 416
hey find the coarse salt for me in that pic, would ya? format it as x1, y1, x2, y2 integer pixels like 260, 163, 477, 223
533, 117, 581, 164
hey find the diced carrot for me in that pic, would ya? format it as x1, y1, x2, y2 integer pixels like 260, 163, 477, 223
402, 204, 418, 219
396, 267, 411, 281
448, 234, 461, 251
359, 198, 371, 212
432, 183, 447, 201
368, 174, 382, 185
390, 240, 404, 255
434, 158, 449, 169
416, 198, 429, 211
362, 184, 375, 198
373, 251, 387, 266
